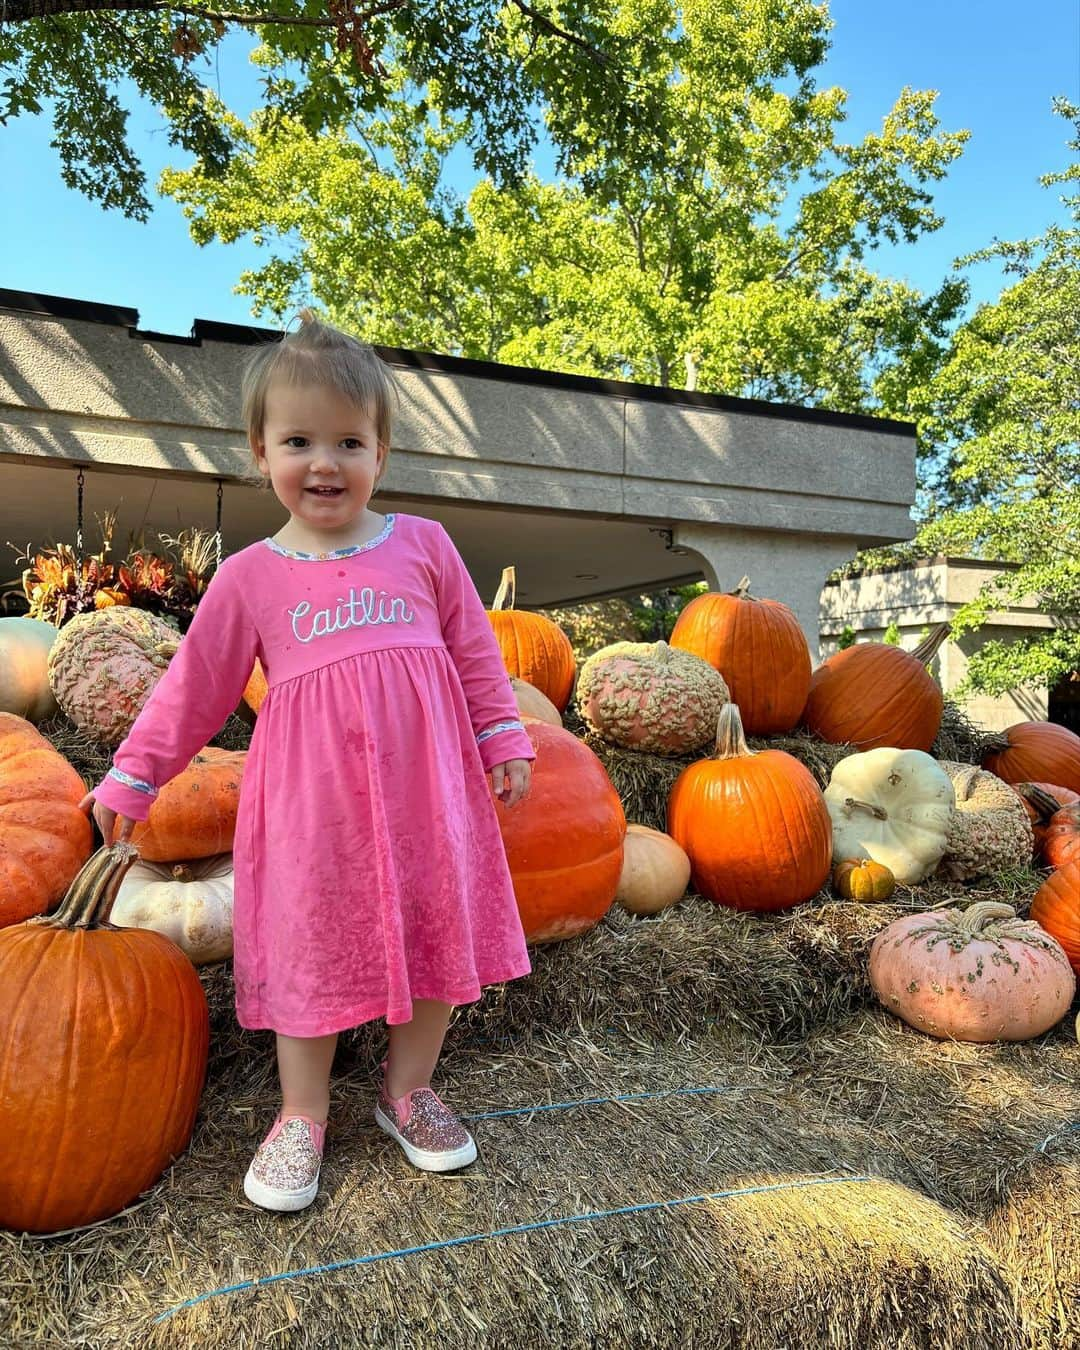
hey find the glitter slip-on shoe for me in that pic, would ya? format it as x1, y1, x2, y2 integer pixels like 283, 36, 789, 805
374, 1068, 477, 1172
243, 1113, 327, 1212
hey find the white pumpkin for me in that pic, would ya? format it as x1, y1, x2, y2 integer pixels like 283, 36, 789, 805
0, 617, 59, 723
824, 748, 955, 884
111, 853, 234, 965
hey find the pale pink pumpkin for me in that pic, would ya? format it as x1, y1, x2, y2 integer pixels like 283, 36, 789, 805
869, 902, 1075, 1043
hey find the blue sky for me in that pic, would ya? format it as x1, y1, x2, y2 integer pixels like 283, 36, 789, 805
4, 0, 1078, 338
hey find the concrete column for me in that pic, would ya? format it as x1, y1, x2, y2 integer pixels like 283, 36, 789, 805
672, 522, 864, 665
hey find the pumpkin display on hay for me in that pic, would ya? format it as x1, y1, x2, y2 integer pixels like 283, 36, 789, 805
669, 577, 811, 735
0, 615, 60, 722
0, 844, 208, 1234
577, 639, 729, 755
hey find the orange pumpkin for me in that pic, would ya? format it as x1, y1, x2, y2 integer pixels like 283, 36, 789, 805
667, 703, 833, 912
1013, 782, 1080, 857
669, 577, 810, 736
129, 746, 245, 861
486, 567, 576, 712
802, 625, 948, 752
495, 721, 625, 942
983, 722, 1080, 796
832, 858, 896, 902
242, 658, 267, 715
1043, 803, 1080, 870
0, 712, 93, 927
0, 844, 209, 1233
1030, 861, 1080, 975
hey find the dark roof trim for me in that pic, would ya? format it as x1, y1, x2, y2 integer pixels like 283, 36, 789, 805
0, 287, 916, 436
825, 554, 1022, 583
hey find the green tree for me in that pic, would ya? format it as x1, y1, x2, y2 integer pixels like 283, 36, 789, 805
903, 100, 1080, 698
0, 0, 634, 219
162, 0, 969, 407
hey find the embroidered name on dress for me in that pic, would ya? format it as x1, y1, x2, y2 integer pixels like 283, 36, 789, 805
289, 587, 416, 644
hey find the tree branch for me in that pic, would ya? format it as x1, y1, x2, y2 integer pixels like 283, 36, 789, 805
3, 0, 405, 26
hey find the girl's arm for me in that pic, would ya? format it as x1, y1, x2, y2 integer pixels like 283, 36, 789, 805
434, 523, 536, 773
89, 557, 261, 821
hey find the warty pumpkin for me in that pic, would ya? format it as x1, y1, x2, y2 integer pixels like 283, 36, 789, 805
486, 567, 576, 712
803, 625, 949, 752
112, 853, 234, 965
0, 843, 209, 1233
47, 607, 180, 746
869, 901, 1075, 1043
0, 712, 93, 927
666, 703, 832, 912
0, 616, 59, 723
495, 721, 625, 942
936, 761, 1034, 880
982, 721, 1080, 796
129, 746, 245, 862
669, 577, 810, 735
577, 640, 729, 755
1030, 860, 1080, 976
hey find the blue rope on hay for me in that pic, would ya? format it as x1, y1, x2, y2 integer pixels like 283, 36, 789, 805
154, 1173, 874, 1323
461, 1083, 759, 1120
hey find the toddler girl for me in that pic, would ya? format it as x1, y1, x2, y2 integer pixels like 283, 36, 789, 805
81, 314, 534, 1213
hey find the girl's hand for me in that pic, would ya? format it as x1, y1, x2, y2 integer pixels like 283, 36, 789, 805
78, 791, 136, 847
490, 758, 531, 808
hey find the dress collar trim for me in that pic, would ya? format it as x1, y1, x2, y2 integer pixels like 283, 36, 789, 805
263, 513, 396, 561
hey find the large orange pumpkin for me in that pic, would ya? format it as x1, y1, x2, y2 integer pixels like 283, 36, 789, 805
0, 712, 93, 927
486, 567, 576, 712
669, 577, 810, 735
983, 722, 1080, 796
0, 844, 209, 1233
802, 625, 948, 752
495, 721, 625, 942
667, 703, 833, 911
129, 746, 245, 861
1030, 860, 1080, 975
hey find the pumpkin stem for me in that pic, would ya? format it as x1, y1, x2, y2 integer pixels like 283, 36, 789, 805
843, 797, 889, 821
172, 864, 195, 882
981, 731, 1011, 756
957, 901, 1019, 934
37, 843, 142, 931
713, 702, 753, 759
1016, 783, 1064, 822
490, 566, 516, 611
652, 641, 673, 663
912, 622, 950, 667
730, 576, 752, 599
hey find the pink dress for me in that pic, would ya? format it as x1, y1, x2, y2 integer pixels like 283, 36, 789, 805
92, 513, 534, 1037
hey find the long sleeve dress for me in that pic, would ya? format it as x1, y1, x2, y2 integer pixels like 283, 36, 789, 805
91, 512, 534, 1036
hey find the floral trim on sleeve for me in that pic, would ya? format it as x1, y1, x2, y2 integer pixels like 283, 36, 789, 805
107, 767, 159, 798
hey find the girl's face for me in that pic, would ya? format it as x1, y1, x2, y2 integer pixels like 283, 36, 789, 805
254, 380, 387, 536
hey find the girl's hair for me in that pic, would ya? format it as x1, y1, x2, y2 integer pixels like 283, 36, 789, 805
241, 312, 399, 473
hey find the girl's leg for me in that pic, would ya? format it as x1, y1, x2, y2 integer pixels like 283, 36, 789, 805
276, 1032, 338, 1123
384, 999, 454, 1098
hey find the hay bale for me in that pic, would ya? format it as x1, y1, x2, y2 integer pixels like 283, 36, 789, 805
932, 699, 1000, 766
1, 1032, 1023, 1350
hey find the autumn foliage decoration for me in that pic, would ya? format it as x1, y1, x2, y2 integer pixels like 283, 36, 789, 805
666, 703, 832, 912
495, 721, 625, 943
802, 624, 949, 752
669, 577, 811, 735
486, 566, 576, 712
0, 844, 209, 1233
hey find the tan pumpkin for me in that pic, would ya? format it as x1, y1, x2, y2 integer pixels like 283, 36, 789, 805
935, 761, 1034, 880
832, 858, 896, 902
0, 617, 59, 723
48, 607, 181, 746
486, 567, 576, 712
869, 901, 1075, 1042
511, 676, 562, 726
129, 747, 245, 861
577, 640, 729, 755
0, 712, 94, 927
112, 853, 234, 965
615, 825, 691, 915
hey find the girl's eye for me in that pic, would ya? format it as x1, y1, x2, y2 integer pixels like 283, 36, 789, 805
341, 438, 364, 450
285, 436, 308, 449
